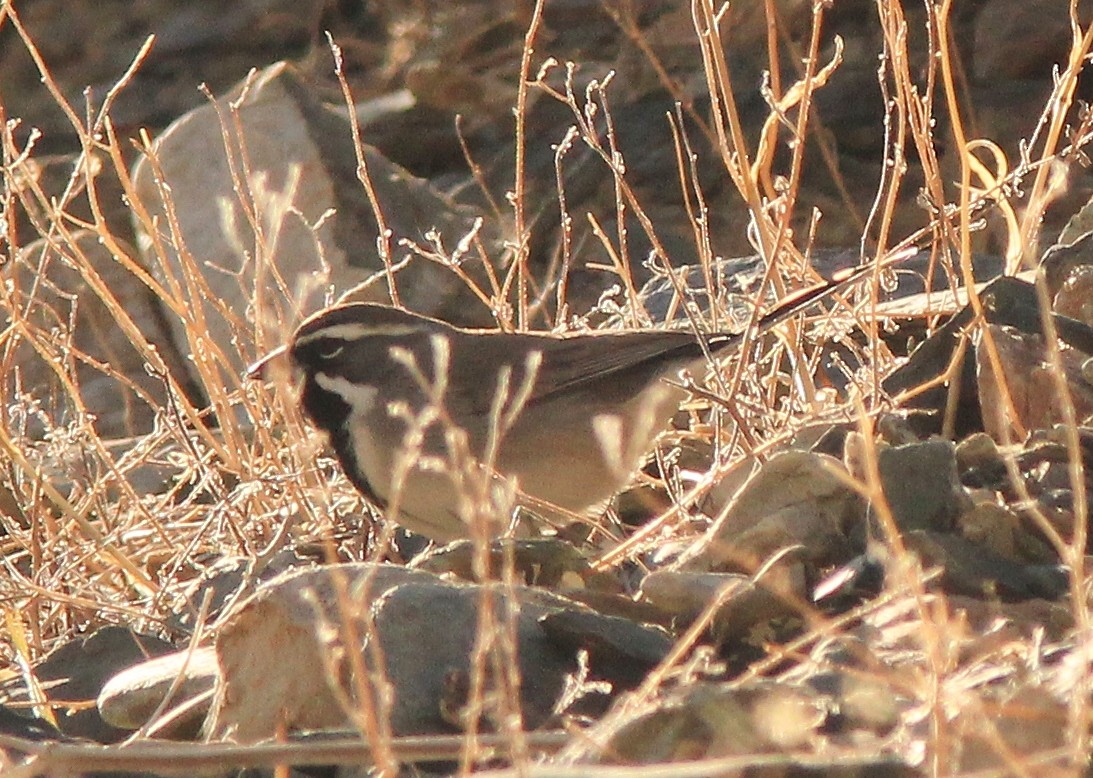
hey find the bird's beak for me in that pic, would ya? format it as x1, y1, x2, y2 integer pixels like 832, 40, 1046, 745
246, 344, 289, 380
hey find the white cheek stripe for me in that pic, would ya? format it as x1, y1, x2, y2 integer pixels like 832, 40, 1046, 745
315, 372, 379, 410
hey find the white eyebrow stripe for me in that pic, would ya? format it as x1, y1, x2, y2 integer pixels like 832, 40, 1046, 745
295, 323, 424, 347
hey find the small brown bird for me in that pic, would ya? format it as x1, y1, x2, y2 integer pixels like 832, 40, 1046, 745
265, 281, 845, 541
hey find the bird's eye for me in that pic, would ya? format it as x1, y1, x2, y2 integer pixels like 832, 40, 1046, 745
319, 344, 344, 360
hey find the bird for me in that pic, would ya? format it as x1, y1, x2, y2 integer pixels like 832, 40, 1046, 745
257, 280, 852, 542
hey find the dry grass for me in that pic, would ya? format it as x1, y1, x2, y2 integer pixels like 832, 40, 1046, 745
0, 0, 1091, 775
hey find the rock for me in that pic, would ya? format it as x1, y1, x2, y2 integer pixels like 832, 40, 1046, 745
697, 426, 851, 522
537, 609, 673, 690
0, 627, 176, 743
97, 646, 218, 738
976, 324, 1093, 441
881, 297, 983, 438
640, 567, 807, 645
0, 0, 325, 137
206, 562, 651, 741
955, 432, 1008, 489
1054, 205, 1093, 250
625, 249, 1006, 326
131, 62, 509, 384
957, 498, 1022, 561
904, 530, 1068, 601
808, 423, 853, 457
973, 0, 1088, 80
602, 682, 826, 764
806, 671, 901, 736
875, 439, 972, 533
1017, 432, 1080, 469
945, 595, 1073, 642
696, 450, 864, 573
981, 275, 1093, 356
956, 687, 1070, 773
820, 505, 1070, 604
1034, 461, 1079, 492
208, 564, 422, 740
1023, 489, 1084, 551
166, 549, 316, 635
0, 705, 67, 742
875, 413, 922, 446
3, 231, 191, 439
812, 552, 886, 605
882, 276, 1093, 439
1054, 265, 1093, 328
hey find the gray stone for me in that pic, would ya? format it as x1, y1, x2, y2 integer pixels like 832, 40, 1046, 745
875, 439, 971, 533
4, 231, 190, 439
97, 646, 217, 738
131, 62, 509, 385
2, 626, 176, 744
697, 450, 863, 573
206, 563, 630, 741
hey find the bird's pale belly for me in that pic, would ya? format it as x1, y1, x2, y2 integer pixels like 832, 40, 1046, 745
345, 381, 685, 540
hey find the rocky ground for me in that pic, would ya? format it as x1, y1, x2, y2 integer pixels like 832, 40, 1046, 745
1, 1, 1093, 776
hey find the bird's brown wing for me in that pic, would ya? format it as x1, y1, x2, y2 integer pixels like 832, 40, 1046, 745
429, 330, 702, 422
525, 330, 727, 406
521, 273, 859, 406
